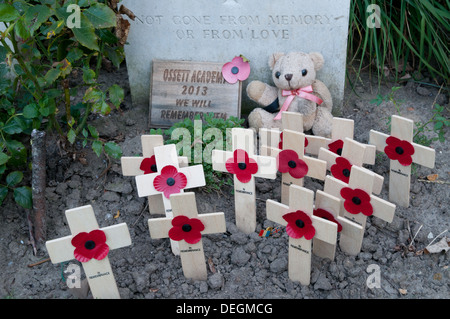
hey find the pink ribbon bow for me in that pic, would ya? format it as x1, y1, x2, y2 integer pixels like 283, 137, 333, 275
274, 85, 323, 120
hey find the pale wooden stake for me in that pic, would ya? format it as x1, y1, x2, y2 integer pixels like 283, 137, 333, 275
324, 166, 396, 255
318, 137, 384, 194
369, 115, 436, 207
45, 205, 132, 299
134, 144, 205, 255
266, 185, 337, 285
121, 135, 188, 214
212, 128, 277, 234
148, 192, 226, 280
313, 190, 363, 260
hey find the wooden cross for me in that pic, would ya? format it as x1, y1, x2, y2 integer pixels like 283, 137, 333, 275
318, 137, 384, 194
148, 192, 226, 280
120, 135, 188, 215
45, 205, 132, 299
272, 129, 327, 205
369, 115, 436, 207
212, 127, 277, 234
266, 185, 337, 285
313, 190, 364, 260
324, 165, 396, 255
134, 143, 206, 255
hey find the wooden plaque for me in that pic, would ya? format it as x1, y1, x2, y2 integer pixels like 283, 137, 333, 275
149, 59, 241, 127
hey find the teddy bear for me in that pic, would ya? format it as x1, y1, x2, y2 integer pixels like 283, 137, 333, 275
246, 51, 333, 138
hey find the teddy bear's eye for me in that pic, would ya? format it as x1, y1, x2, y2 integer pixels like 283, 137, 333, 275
275, 71, 281, 79
302, 69, 308, 77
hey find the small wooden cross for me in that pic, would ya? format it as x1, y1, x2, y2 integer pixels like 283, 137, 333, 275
45, 205, 132, 299
148, 192, 226, 280
318, 137, 384, 194
266, 185, 337, 285
272, 129, 327, 205
324, 165, 396, 255
120, 135, 188, 215
313, 190, 364, 260
369, 115, 436, 207
134, 143, 206, 255
212, 128, 277, 234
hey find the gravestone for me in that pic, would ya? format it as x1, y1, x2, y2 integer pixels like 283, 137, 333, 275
121, 0, 351, 113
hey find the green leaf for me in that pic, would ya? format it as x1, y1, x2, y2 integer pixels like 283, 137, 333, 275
71, 13, 100, 51
0, 185, 8, 205
66, 47, 84, 64
14, 186, 32, 209
92, 140, 103, 157
104, 142, 122, 159
2, 118, 23, 135
0, 152, 10, 165
23, 104, 39, 119
0, 4, 20, 22
82, 67, 96, 84
83, 3, 117, 29
88, 124, 99, 138
23, 4, 52, 37
108, 84, 124, 108
15, 17, 31, 40
67, 129, 76, 144
6, 171, 23, 187
44, 68, 62, 86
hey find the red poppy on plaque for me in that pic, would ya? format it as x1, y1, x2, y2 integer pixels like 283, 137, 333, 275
340, 187, 373, 216
153, 165, 187, 199
225, 149, 259, 183
168, 215, 205, 244
278, 132, 309, 150
313, 208, 343, 232
222, 55, 251, 84
71, 229, 110, 263
330, 157, 353, 183
277, 149, 308, 179
384, 136, 415, 166
140, 155, 158, 174
328, 139, 344, 156
282, 210, 316, 240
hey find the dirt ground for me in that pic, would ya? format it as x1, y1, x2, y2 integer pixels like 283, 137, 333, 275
0, 64, 448, 300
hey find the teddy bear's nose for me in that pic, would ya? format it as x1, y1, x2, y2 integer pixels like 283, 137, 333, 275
284, 74, 293, 81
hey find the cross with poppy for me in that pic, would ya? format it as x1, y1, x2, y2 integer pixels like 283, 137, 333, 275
134, 144, 206, 255
266, 185, 338, 285
148, 192, 226, 280
369, 115, 436, 207
45, 205, 132, 299
312, 190, 364, 261
120, 135, 188, 215
274, 129, 327, 205
318, 137, 384, 194
324, 165, 396, 255
212, 128, 277, 234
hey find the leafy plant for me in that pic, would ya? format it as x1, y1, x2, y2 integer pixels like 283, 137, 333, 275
160, 113, 245, 193
0, 0, 128, 208
414, 104, 449, 146
348, 0, 449, 85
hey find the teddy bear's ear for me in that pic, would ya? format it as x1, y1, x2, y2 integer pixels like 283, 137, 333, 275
268, 53, 284, 70
309, 52, 325, 71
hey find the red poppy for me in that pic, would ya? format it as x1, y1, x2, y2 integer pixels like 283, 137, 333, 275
340, 187, 373, 216
330, 157, 353, 183
384, 136, 415, 166
225, 149, 258, 183
153, 165, 187, 199
71, 229, 109, 263
168, 215, 205, 244
277, 149, 308, 179
282, 210, 316, 240
278, 132, 308, 150
313, 208, 342, 232
140, 155, 157, 174
328, 139, 344, 156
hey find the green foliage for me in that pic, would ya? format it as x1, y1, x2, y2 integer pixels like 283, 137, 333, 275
414, 104, 449, 146
0, 0, 126, 208
159, 113, 245, 193
348, 0, 449, 85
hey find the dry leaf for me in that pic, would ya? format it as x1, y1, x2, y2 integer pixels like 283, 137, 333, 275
399, 288, 407, 295
427, 174, 438, 181
208, 257, 216, 273
113, 210, 120, 219
424, 237, 450, 254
